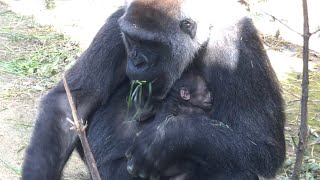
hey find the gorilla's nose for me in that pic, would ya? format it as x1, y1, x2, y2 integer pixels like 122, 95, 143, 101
132, 53, 148, 67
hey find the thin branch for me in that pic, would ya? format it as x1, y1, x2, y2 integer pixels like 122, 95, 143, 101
260, 8, 320, 37
242, 1, 302, 36
283, 87, 320, 108
282, 87, 300, 99
292, 0, 310, 179
308, 137, 320, 146
261, 11, 303, 37
1, 43, 14, 54
291, 136, 297, 149
62, 76, 101, 180
311, 28, 320, 35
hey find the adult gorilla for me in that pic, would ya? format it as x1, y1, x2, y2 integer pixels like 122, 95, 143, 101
22, 0, 286, 179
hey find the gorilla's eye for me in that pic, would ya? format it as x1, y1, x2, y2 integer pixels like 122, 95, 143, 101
182, 21, 192, 29
180, 19, 197, 39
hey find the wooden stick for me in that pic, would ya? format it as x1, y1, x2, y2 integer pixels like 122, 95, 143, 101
62, 76, 101, 180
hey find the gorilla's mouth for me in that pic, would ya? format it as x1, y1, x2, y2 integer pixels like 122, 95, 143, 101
127, 59, 151, 80
126, 62, 171, 100
201, 101, 213, 110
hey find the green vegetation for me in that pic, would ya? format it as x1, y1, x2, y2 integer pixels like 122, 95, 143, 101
0, 6, 81, 178
127, 80, 152, 119
45, 0, 56, 9
280, 69, 320, 179
0, 9, 80, 87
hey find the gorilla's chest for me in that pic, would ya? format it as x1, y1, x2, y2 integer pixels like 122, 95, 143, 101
87, 88, 152, 162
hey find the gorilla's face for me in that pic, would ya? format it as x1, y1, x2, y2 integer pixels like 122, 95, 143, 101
118, 0, 206, 99
122, 33, 171, 82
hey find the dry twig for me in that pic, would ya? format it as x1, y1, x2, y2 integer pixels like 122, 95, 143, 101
262, 11, 303, 37
62, 76, 101, 180
311, 28, 320, 35
292, 0, 311, 179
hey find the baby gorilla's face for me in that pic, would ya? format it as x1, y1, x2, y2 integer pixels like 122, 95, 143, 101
179, 75, 212, 111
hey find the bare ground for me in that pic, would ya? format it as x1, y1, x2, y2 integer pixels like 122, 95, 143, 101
0, 2, 88, 179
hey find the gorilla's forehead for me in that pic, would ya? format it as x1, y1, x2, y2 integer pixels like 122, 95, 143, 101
120, 0, 185, 39
128, 0, 183, 17
124, 0, 184, 29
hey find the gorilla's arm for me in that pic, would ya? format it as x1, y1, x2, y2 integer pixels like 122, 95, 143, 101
127, 115, 284, 179
22, 8, 126, 179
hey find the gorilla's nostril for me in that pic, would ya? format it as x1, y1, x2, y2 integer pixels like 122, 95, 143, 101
132, 54, 148, 67
132, 57, 144, 66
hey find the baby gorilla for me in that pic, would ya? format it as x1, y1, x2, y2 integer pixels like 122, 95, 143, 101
154, 69, 213, 180
162, 69, 213, 116
130, 68, 212, 121
128, 69, 213, 180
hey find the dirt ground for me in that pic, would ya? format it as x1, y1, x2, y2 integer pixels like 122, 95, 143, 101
0, 0, 319, 180
0, 2, 89, 179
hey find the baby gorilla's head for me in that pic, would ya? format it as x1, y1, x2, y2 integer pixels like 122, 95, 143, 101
171, 70, 213, 113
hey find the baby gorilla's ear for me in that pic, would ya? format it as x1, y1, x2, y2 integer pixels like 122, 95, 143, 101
180, 87, 190, 100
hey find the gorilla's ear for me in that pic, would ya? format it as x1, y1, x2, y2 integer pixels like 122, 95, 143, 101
180, 87, 191, 101
180, 19, 197, 39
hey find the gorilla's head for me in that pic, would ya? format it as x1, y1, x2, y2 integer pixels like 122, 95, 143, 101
118, 0, 213, 99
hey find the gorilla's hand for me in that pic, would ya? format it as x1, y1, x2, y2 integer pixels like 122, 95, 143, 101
126, 116, 188, 179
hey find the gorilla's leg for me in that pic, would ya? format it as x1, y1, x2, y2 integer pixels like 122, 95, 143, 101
99, 159, 137, 180
22, 8, 127, 180
211, 171, 259, 180
23, 92, 78, 179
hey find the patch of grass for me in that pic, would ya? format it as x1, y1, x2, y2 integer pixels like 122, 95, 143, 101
0, 159, 21, 176
0, 40, 79, 78
45, 0, 56, 9
280, 157, 320, 180
279, 69, 320, 179
0, 8, 80, 86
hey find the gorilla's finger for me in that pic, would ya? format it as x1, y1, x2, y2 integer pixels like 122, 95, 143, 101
127, 159, 137, 175
138, 169, 148, 178
125, 148, 132, 158
150, 174, 160, 180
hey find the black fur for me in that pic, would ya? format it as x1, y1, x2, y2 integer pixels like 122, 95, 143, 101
22, 1, 285, 180
127, 69, 213, 180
